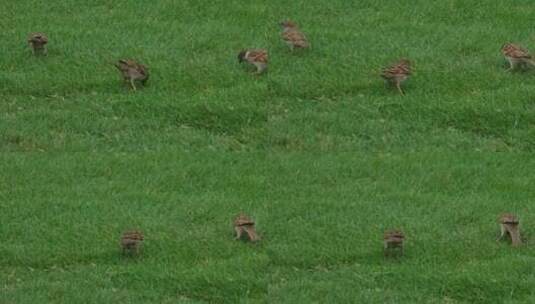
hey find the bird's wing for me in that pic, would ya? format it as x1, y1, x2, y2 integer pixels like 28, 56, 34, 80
283, 30, 309, 47
248, 49, 268, 63
381, 63, 410, 78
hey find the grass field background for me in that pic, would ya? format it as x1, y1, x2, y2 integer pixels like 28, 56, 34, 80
2, 0, 535, 303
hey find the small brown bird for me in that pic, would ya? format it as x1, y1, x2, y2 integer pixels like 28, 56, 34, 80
238, 49, 268, 74
381, 59, 411, 95
28, 32, 48, 56
114, 59, 149, 91
384, 229, 405, 257
233, 214, 260, 242
280, 20, 310, 51
120, 230, 144, 256
497, 213, 522, 247
501, 43, 535, 71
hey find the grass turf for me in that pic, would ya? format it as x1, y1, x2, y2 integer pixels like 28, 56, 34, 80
2, 0, 535, 303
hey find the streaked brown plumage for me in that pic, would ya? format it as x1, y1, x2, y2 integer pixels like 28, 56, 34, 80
238, 49, 268, 74
501, 43, 535, 70
384, 229, 405, 257
280, 20, 309, 50
121, 230, 144, 255
381, 59, 411, 95
497, 213, 521, 247
233, 214, 260, 242
114, 59, 149, 91
28, 32, 48, 55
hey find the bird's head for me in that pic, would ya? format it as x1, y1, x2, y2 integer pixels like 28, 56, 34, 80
237, 50, 247, 63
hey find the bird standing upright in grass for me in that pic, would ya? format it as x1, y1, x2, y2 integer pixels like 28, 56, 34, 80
238, 49, 268, 74
114, 59, 149, 91
233, 213, 261, 242
28, 32, 48, 56
381, 59, 411, 95
280, 20, 309, 51
501, 43, 535, 71
497, 213, 522, 247
121, 230, 144, 256
384, 229, 405, 257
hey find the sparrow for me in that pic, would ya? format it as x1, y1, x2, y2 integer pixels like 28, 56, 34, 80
497, 213, 521, 247
28, 32, 48, 56
501, 43, 535, 70
383, 229, 405, 257
114, 59, 149, 91
120, 230, 144, 256
233, 213, 261, 242
280, 20, 309, 51
381, 58, 411, 95
238, 49, 268, 74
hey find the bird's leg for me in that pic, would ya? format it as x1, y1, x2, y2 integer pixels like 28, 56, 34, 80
130, 79, 137, 91
506, 59, 515, 71
396, 81, 404, 95
234, 226, 243, 240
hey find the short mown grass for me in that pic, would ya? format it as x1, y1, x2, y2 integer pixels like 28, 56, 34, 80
2, 0, 535, 303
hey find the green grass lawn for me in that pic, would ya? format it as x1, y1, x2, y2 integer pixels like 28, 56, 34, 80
2, 0, 535, 303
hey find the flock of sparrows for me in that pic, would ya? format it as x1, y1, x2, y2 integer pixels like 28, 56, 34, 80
119, 212, 523, 258
26, 23, 528, 258
120, 213, 261, 257
27, 22, 535, 95
27, 33, 149, 91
